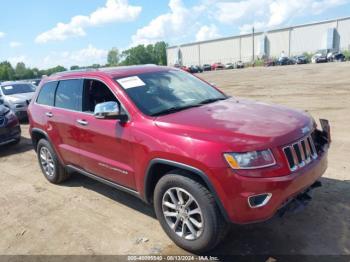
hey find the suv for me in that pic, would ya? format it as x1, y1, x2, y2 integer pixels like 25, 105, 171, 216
0, 81, 36, 120
28, 66, 330, 252
0, 98, 21, 146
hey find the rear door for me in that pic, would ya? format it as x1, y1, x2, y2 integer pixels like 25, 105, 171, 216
51, 79, 84, 167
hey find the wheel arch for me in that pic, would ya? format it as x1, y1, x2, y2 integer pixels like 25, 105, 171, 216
31, 128, 65, 166
143, 158, 229, 222
31, 128, 49, 151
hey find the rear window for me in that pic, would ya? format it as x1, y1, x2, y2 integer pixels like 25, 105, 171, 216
55, 79, 83, 111
1, 84, 35, 95
36, 81, 58, 106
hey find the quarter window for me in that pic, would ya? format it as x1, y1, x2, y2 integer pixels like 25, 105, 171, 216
36, 81, 58, 106
55, 79, 83, 111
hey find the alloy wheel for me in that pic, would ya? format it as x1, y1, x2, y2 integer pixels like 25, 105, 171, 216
39, 147, 55, 178
162, 187, 204, 240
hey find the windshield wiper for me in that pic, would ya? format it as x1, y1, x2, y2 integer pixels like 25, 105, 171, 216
151, 104, 202, 116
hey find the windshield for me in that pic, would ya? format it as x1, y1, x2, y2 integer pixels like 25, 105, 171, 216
1, 84, 35, 95
115, 70, 227, 116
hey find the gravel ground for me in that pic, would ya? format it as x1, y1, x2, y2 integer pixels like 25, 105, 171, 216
0, 62, 349, 256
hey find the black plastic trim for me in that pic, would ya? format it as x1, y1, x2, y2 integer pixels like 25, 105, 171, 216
144, 158, 230, 222
30, 128, 50, 151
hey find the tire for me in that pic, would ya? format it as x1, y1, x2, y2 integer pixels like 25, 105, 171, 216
153, 171, 229, 253
36, 139, 70, 184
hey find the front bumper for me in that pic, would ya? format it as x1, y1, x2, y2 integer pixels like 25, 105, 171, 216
210, 123, 331, 224
0, 125, 21, 146
227, 151, 327, 223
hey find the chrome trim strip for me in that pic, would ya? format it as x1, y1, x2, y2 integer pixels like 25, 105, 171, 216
0, 138, 16, 146
248, 193, 273, 208
66, 165, 139, 197
34, 77, 132, 122
283, 134, 318, 172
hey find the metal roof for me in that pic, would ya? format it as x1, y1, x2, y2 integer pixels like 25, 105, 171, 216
167, 16, 350, 49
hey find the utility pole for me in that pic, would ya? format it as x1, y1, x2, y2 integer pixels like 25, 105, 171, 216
252, 27, 255, 65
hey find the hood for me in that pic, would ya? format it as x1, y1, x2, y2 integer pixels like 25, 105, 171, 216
154, 98, 313, 151
6, 92, 34, 103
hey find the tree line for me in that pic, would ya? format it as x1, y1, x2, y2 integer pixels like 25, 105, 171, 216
0, 41, 167, 81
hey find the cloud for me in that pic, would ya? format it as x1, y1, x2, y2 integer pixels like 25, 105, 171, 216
131, 0, 203, 46
0, 32, 5, 38
196, 25, 220, 41
9, 41, 22, 48
35, 0, 142, 43
42, 45, 108, 68
213, 0, 349, 34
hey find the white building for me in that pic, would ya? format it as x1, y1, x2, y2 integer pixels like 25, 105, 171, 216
167, 16, 350, 66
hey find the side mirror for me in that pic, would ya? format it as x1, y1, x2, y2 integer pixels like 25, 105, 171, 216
0, 98, 3, 105
94, 101, 128, 122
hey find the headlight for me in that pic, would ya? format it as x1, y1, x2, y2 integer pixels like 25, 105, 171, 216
224, 149, 276, 169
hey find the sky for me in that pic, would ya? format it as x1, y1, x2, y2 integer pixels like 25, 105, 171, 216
0, 0, 349, 69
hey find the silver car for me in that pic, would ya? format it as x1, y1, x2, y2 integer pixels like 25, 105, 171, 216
0, 81, 36, 120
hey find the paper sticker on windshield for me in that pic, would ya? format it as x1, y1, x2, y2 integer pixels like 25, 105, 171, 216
3, 86, 13, 90
117, 76, 146, 89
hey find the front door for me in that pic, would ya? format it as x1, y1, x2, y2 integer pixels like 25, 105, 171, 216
74, 78, 136, 189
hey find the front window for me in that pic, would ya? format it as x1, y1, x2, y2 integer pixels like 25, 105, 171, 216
1, 84, 35, 95
115, 70, 227, 116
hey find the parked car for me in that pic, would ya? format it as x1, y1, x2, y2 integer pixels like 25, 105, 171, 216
236, 61, 245, 69
180, 66, 191, 73
264, 59, 277, 67
30, 79, 42, 86
328, 52, 346, 62
202, 64, 211, 71
293, 55, 308, 64
195, 65, 203, 73
189, 65, 203, 73
211, 62, 225, 70
225, 63, 234, 69
0, 81, 36, 120
276, 57, 294, 66
28, 66, 330, 253
312, 52, 328, 63
0, 98, 21, 146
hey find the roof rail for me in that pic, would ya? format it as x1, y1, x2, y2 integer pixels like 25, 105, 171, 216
51, 68, 99, 77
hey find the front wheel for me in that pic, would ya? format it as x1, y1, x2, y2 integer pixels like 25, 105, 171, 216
153, 172, 228, 253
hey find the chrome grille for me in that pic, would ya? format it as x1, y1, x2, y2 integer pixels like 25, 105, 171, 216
283, 135, 317, 171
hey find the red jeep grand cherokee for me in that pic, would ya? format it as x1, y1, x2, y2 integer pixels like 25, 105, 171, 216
28, 65, 330, 252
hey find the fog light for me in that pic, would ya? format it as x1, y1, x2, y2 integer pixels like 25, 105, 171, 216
248, 193, 272, 208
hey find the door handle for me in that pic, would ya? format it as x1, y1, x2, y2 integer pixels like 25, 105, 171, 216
77, 119, 88, 126
45, 112, 53, 118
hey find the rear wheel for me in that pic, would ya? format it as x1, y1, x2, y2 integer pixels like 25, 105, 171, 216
153, 171, 228, 253
37, 139, 70, 184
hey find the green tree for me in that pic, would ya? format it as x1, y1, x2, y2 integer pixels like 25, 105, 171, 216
119, 41, 168, 66
107, 48, 120, 66
154, 41, 168, 65
121, 45, 153, 65
70, 65, 80, 70
0, 61, 15, 81
15, 62, 27, 79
